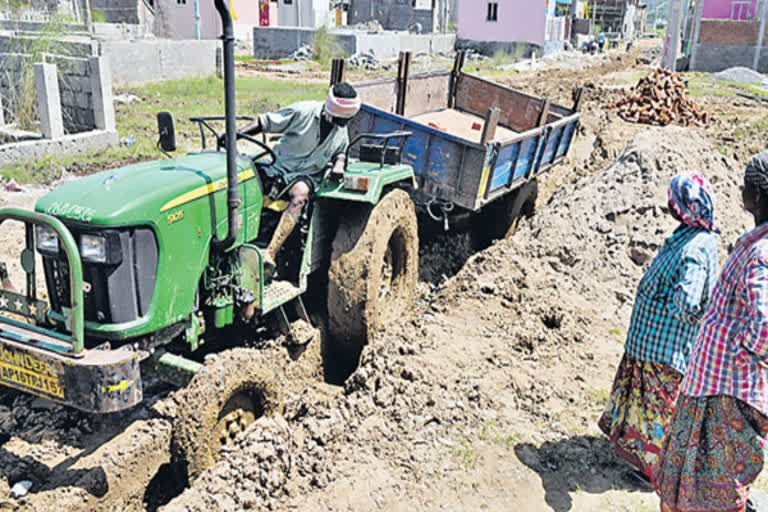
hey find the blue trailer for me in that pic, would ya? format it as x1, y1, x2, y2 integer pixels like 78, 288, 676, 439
346, 52, 582, 242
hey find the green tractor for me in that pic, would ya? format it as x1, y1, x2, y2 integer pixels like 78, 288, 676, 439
0, 0, 418, 477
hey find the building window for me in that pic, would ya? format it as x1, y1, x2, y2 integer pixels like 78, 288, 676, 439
284, 0, 292, 4
176, 0, 185, 4
487, 2, 498, 22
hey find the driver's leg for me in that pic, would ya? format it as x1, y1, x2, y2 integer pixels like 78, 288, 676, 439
263, 180, 309, 268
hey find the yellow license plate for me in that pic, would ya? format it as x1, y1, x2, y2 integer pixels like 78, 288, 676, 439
0, 346, 64, 399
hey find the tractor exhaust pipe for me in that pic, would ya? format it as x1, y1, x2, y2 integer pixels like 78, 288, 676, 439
212, 0, 239, 251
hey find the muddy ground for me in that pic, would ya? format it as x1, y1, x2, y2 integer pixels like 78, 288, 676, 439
0, 39, 766, 511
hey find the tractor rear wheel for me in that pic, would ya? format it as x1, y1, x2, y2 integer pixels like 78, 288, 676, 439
470, 179, 538, 250
171, 348, 283, 481
327, 189, 418, 369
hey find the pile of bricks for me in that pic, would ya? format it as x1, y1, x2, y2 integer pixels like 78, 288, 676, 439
612, 68, 711, 127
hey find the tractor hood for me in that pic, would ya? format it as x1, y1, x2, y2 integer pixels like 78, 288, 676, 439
35, 153, 253, 226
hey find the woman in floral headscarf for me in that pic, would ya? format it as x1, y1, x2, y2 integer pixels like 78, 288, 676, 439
598, 172, 719, 483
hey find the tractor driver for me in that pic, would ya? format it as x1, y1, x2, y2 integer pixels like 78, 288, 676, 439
235, 82, 361, 271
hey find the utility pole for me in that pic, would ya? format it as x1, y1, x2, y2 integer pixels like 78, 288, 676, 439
194, 0, 201, 39
754, 0, 767, 71
662, 0, 682, 70
689, 0, 704, 70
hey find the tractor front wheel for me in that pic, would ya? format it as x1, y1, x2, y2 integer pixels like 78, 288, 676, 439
171, 348, 283, 481
327, 189, 418, 369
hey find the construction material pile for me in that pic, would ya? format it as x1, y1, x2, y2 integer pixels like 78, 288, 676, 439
613, 68, 711, 127
290, 44, 314, 62
348, 49, 382, 70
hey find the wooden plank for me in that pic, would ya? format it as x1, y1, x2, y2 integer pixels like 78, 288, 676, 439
448, 50, 466, 109
403, 74, 451, 117
354, 78, 398, 113
537, 99, 551, 128
572, 87, 585, 112
480, 107, 500, 145
455, 73, 544, 132
396, 51, 412, 116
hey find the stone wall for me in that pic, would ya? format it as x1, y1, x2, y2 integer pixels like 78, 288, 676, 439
0, 53, 103, 133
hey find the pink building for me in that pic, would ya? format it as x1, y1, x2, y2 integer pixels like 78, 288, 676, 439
458, 0, 547, 46
457, 0, 567, 54
160, 0, 274, 40
701, 0, 758, 20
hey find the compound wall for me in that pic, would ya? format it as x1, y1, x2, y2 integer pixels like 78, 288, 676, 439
253, 27, 455, 60
101, 39, 218, 83
690, 18, 768, 72
0, 53, 101, 133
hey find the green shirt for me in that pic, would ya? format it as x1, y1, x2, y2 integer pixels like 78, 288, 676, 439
258, 101, 349, 187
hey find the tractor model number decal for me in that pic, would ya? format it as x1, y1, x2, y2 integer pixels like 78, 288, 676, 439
0, 347, 63, 399
45, 201, 95, 223
167, 210, 184, 225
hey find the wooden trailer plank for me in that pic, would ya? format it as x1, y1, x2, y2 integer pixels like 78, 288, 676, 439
455, 73, 546, 132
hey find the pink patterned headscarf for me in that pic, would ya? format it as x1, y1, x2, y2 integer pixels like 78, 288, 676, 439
667, 171, 719, 233
324, 86, 361, 119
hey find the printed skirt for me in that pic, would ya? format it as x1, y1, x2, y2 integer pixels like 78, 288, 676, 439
598, 353, 683, 478
653, 394, 768, 512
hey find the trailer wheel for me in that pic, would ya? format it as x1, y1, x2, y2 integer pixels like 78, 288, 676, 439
327, 189, 418, 368
471, 179, 538, 249
172, 348, 283, 481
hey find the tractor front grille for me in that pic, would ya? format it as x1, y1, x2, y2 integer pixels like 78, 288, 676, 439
42, 226, 158, 324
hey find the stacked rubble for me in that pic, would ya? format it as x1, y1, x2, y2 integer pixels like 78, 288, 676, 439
612, 68, 711, 127
348, 49, 382, 70
290, 45, 314, 62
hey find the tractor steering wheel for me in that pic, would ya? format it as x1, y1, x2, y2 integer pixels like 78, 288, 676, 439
217, 131, 277, 167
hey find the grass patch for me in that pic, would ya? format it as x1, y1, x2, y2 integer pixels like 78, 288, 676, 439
590, 387, 611, 406
1, 75, 328, 183
90, 9, 107, 23
684, 72, 768, 99
312, 26, 344, 67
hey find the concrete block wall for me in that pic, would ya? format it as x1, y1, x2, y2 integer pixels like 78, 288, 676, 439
52, 55, 97, 133
0, 35, 96, 58
455, 38, 541, 58
0, 53, 108, 134
101, 39, 218, 83
691, 19, 768, 72
348, 0, 435, 32
253, 27, 455, 60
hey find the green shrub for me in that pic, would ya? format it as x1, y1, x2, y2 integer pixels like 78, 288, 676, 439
312, 26, 342, 65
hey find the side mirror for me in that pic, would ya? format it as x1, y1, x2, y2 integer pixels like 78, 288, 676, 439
157, 111, 176, 155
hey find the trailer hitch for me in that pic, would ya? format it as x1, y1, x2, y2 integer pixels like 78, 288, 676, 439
426, 200, 455, 231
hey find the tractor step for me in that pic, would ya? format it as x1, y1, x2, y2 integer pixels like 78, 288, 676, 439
262, 280, 302, 314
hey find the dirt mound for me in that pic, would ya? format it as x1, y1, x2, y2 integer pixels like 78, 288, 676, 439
447, 127, 750, 334
613, 68, 711, 127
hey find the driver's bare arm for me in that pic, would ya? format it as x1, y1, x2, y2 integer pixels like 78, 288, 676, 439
240, 118, 262, 136
332, 154, 346, 174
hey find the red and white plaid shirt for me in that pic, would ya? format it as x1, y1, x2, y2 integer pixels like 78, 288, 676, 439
681, 222, 768, 415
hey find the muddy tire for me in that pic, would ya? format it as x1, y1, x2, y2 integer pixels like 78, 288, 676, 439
327, 189, 418, 366
171, 348, 283, 481
470, 179, 538, 250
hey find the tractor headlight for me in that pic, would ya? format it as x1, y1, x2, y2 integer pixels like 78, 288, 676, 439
79, 234, 107, 263
36, 226, 59, 254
